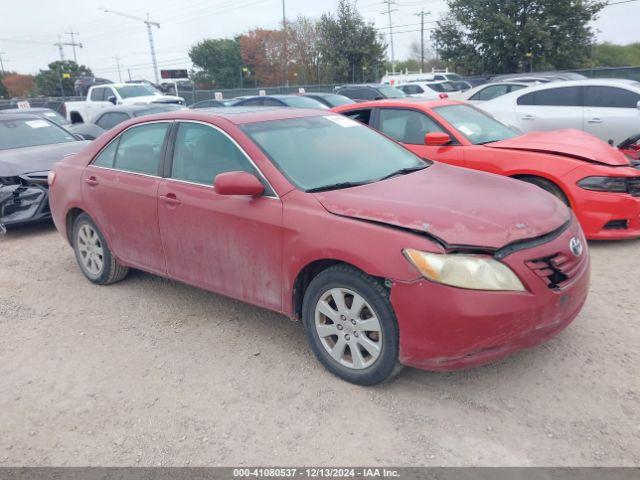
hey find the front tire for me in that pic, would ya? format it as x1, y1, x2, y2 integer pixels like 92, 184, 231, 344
519, 176, 570, 206
72, 213, 128, 285
302, 265, 400, 386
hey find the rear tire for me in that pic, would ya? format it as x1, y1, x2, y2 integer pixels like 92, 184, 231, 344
302, 264, 401, 386
72, 213, 128, 285
519, 176, 570, 206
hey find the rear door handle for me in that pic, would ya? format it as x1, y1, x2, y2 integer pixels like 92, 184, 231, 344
588, 117, 603, 124
84, 176, 99, 187
521, 114, 536, 120
160, 193, 181, 206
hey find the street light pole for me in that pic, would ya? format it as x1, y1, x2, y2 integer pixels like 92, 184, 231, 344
382, 0, 397, 73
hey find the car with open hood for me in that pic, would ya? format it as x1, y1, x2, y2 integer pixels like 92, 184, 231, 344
48, 107, 589, 385
333, 99, 640, 240
0, 113, 88, 230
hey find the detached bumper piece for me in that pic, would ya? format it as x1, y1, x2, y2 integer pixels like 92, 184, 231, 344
0, 172, 51, 228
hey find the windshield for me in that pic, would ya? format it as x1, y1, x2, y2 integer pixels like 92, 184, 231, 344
377, 85, 407, 98
133, 105, 184, 117
115, 85, 158, 99
428, 82, 455, 93
40, 110, 70, 126
319, 94, 354, 107
445, 73, 463, 81
242, 115, 425, 191
0, 118, 77, 150
281, 96, 329, 109
434, 104, 519, 145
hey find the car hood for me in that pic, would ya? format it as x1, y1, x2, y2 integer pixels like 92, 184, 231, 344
0, 141, 88, 177
313, 163, 570, 250
125, 94, 183, 105
484, 129, 630, 166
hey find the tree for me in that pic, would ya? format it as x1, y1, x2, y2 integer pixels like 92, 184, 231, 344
288, 16, 323, 84
0, 72, 8, 99
592, 42, 640, 67
35, 61, 92, 96
317, 0, 387, 83
432, 0, 606, 75
239, 29, 286, 87
189, 38, 243, 88
2, 73, 36, 97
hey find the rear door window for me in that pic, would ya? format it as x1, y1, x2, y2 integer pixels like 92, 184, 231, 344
584, 86, 640, 108
96, 112, 130, 130
112, 123, 169, 175
90, 88, 105, 101
344, 109, 372, 125
517, 87, 581, 106
470, 84, 509, 101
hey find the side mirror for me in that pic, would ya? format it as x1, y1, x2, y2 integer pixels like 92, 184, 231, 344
374, 96, 384, 101
107, 95, 117, 105
425, 132, 452, 146
73, 133, 86, 141
214, 171, 264, 196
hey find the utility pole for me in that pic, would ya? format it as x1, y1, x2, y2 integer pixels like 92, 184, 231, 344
101, 8, 160, 84
55, 36, 65, 62
382, 0, 397, 73
0, 52, 6, 74
65, 28, 81, 62
282, 0, 288, 88
414, 10, 430, 72
114, 56, 123, 82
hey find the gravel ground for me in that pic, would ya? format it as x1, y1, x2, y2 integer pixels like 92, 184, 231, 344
0, 223, 638, 467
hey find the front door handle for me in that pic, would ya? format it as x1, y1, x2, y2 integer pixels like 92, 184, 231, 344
588, 117, 604, 124
160, 193, 181, 206
521, 114, 536, 120
84, 176, 99, 187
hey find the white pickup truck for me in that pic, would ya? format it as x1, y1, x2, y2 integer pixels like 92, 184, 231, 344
64, 83, 185, 124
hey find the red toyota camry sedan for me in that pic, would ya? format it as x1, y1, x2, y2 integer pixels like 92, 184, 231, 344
333, 99, 640, 240
49, 108, 590, 385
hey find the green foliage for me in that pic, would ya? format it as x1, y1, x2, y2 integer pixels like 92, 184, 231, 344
317, 0, 387, 83
592, 42, 640, 67
189, 38, 243, 88
433, 0, 606, 74
35, 61, 92, 96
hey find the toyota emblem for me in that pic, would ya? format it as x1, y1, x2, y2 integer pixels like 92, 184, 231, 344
569, 237, 583, 257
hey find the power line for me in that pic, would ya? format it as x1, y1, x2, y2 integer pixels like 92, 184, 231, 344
414, 9, 431, 71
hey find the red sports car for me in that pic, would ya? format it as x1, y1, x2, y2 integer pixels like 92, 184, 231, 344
333, 99, 640, 240
49, 108, 589, 385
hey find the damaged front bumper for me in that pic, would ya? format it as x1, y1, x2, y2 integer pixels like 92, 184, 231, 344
0, 171, 51, 229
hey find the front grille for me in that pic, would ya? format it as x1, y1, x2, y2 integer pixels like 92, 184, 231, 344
526, 252, 585, 290
19, 172, 49, 186
628, 177, 640, 197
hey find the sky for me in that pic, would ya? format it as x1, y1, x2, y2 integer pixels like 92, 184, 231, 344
0, 0, 638, 83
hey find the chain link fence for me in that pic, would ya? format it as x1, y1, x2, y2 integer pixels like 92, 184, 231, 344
2, 66, 638, 110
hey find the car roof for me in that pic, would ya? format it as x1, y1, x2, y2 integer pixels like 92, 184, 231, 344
0, 113, 44, 121
335, 98, 462, 110
0, 107, 59, 114
139, 106, 331, 125
101, 105, 182, 113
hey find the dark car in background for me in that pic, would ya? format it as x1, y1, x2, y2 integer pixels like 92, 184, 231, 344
232, 95, 329, 109
0, 107, 70, 127
335, 84, 407, 102
0, 114, 87, 229
67, 104, 186, 140
301, 93, 355, 108
189, 99, 228, 109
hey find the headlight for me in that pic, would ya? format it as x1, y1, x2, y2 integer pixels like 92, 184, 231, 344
577, 176, 639, 196
403, 248, 526, 291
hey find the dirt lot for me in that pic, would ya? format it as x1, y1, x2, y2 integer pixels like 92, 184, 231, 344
0, 223, 638, 467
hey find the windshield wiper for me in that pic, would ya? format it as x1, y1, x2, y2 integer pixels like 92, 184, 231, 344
377, 164, 429, 182
306, 181, 370, 193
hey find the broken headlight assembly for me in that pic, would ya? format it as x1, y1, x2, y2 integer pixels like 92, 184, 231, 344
0, 176, 48, 225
